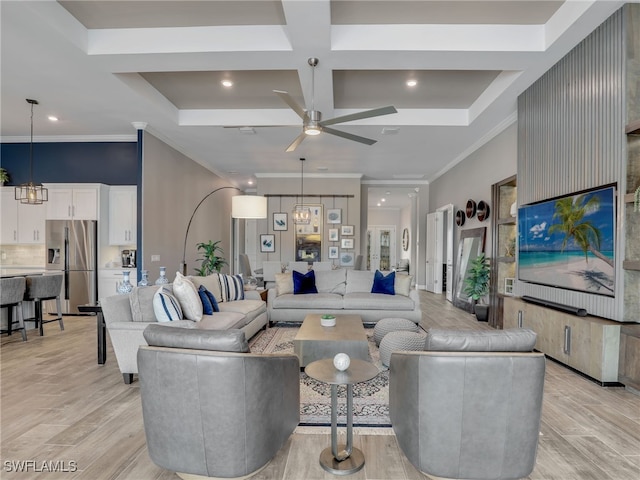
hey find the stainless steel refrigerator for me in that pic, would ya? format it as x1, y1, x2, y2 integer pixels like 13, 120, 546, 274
45, 219, 98, 314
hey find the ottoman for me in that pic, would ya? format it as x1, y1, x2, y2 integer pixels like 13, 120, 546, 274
379, 330, 427, 367
374, 317, 419, 346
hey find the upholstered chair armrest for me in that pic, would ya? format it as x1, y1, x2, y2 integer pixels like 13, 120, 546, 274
244, 289, 261, 301
137, 344, 300, 478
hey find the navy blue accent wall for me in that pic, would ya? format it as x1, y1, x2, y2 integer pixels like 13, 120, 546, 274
136, 130, 143, 277
1, 142, 137, 185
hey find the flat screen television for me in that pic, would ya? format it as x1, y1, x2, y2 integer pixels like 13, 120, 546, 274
517, 184, 616, 297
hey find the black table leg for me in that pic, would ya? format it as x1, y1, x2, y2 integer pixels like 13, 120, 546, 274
97, 311, 106, 364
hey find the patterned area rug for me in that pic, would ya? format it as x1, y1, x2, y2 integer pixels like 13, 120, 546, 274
249, 323, 390, 427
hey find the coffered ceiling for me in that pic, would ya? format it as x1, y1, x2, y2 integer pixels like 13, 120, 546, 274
0, 0, 625, 206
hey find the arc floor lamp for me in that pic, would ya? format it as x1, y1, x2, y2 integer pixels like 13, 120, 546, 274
181, 187, 267, 275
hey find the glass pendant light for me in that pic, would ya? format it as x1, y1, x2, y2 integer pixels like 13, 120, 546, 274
15, 99, 48, 205
293, 158, 310, 223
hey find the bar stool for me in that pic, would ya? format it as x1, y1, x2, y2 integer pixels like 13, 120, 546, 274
1, 277, 28, 341
24, 274, 64, 336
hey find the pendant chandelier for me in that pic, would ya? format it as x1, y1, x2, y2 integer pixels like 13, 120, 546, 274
292, 157, 310, 224
15, 99, 48, 204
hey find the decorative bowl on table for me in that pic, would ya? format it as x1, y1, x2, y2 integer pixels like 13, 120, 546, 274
320, 314, 336, 327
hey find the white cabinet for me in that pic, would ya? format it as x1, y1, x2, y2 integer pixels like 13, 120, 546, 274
17, 201, 46, 243
98, 269, 137, 299
1, 189, 19, 244
46, 186, 98, 220
109, 186, 136, 245
0, 188, 45, 244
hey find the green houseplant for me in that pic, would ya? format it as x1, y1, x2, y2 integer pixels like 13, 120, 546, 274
194, 240, 228, 276
463, 253, 491, 321
0, 167, 9, 185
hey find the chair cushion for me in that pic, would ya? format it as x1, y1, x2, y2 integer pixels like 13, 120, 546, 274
314, 269, 347, 295
197, 312, 247, 330
131, 285, 169, 322
425, 328, 537, 352
173, 272, 203, 321
271, 292, 343, 309
345, 270, 375, 294
293, 270, 318, 294
343, 293, 415, 310
143, 323, 249, 352
152, 286, 184, 322
372, 270, 395, 295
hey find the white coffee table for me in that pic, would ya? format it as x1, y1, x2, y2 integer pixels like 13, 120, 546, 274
293, 314, 369, 367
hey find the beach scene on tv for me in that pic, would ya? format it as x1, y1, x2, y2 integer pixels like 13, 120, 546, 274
518, 186, 615, 297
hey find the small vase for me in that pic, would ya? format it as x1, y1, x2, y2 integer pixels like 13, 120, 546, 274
138, 270, 149, 287
117, 270, 133, 294
155, 266, 169, 285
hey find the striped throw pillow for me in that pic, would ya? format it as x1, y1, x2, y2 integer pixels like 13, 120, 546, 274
219, 274, 244, 302
153, 286, 183, 322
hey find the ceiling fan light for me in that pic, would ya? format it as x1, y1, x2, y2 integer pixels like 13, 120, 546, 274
304, 125, 321, 136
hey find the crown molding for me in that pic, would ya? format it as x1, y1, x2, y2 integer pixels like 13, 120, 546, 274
255, 173, 363, 179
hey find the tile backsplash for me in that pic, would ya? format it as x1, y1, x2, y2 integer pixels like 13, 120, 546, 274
0, 244, 46, 266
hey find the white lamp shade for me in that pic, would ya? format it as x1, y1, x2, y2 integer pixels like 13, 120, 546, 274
232, 195, 267, 219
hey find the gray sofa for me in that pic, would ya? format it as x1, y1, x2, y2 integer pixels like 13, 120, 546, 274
101, 276, 268, 383
267, 269, 421, 323
138, 324, 299, 479
389, 328, 545, 480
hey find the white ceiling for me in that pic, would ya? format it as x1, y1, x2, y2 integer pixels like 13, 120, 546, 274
0, 0, 626, 209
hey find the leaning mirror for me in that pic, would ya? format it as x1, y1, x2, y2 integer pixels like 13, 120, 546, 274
452, 227, 486, 313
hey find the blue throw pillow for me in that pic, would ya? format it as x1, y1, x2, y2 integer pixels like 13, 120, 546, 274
372, 270, 395, 295
293, 270, 318, 294
198, 285, 220, 314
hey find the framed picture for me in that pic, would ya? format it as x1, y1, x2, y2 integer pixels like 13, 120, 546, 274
339, 251, 355, 267
328, 246, 339, 259
341, 238, 354, 249
327, 208, 341, 224
273, 212, 288, 231
328, 228, 339, 242
341, 225, 354, 236
260, 234, 275, 253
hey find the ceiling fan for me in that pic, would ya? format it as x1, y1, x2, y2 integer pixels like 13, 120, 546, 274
260, 58, 398, 152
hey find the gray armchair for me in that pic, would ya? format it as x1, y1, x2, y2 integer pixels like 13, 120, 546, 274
389, 328, 545, 480
137, 324, 300, 479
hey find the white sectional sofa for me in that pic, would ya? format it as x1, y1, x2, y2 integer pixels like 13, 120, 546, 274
101, 273, 268, 384
267, 269, 421, 323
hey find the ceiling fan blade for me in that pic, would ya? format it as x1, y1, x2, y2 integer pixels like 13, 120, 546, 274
322, 126, 377, 146
285, 132, 307, 152
273, 90, 307, 120
320, 106, 397, 127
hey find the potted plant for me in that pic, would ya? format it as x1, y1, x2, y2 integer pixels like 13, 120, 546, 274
195, 240, 228, 276
0, 167, 9, 186
463, 253, 491, 321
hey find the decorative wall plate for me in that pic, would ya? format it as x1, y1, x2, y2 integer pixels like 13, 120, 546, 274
477, 200, 490, 221
466, 199, 477, 218
402, 228, 409, 251
455, 209, 466, 226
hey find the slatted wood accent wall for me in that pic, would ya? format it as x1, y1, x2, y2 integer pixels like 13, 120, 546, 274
515, 8, 626, 320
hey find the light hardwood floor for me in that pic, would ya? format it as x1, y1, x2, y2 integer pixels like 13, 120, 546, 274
1, 291, 639, 480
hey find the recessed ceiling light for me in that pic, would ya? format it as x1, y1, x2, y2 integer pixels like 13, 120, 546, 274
385, 191, 391, 195
381, 127, 399, 135
381, 198, 386, 202
222, 80, 233, 87
248, 180, 254, 185
316, 166, 328, 171
406, 80, 417, 87
48, 115, 58, 121
239, 127, 255, 134
377, 203, 381, 207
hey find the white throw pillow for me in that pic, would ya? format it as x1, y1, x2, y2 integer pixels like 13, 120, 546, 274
153, 286, 183, 322
275, 272, 293, 296
395, 274, 412, 297
173, 271, 203, 321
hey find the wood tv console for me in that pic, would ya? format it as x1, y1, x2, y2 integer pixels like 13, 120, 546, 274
503, 296, 621, 384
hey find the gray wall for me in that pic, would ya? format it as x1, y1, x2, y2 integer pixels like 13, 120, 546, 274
141, 132, 236, 280
429, 122, 518, 267
516, 7, 628, 320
